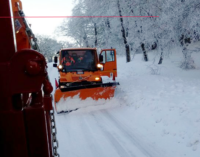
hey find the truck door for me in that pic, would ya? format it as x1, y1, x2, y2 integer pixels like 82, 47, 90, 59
99, 49, 117, 79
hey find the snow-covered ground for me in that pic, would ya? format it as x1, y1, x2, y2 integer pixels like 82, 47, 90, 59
48, 44, 200, 157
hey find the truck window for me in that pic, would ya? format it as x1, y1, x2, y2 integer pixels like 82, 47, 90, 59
106, 50, 115, 62
61, 50, 96, 71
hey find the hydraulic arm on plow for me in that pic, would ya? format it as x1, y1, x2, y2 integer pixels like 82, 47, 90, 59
0, 0, 57, 156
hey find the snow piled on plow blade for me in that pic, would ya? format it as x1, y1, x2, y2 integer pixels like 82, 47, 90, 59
55, 85, 125, 114
56, 92, 124, 114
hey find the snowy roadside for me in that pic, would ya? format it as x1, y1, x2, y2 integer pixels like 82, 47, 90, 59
47, 44, 200, 157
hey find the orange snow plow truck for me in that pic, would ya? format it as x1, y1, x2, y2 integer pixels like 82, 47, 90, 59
53, 48, 119, 113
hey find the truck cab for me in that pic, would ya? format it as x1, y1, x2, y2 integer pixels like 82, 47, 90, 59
53, 48, 117, 87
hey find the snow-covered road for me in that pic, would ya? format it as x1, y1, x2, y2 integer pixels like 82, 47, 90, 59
56, 109, 163, 157
48, 44, 200, 157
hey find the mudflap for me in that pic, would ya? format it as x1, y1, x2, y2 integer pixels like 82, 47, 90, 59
54, 82, 119, 113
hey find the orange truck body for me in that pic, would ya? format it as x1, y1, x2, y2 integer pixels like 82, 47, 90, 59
0, 0, 54, 156
54, 48, 119, 113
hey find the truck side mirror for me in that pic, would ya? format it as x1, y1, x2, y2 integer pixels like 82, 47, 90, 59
99, 54, 103, 62
54, 56, 58, 63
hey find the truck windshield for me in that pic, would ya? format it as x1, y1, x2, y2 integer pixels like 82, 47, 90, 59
61, 50, 96, 72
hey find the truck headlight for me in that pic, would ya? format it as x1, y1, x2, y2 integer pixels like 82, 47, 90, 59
58, 65, 63, 69
95, 77, 101, 81
97, 64, 103, 68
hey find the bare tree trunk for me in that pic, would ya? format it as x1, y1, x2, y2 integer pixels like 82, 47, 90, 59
83, 30, 89, 47
94, 23, 97, 47
141, 43, 148, 61
106, 18, 110, 29
117, 0, 130, 62
105, 18, 112, 48
158, 48, 163, 64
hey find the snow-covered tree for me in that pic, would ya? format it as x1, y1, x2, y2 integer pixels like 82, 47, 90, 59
56, 0, 200, 65
37, 35, 69, 62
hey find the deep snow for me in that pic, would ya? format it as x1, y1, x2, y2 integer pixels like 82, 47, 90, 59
48, 43, 200, 157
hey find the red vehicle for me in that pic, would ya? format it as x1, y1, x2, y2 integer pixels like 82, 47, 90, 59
0, 0, 57, 156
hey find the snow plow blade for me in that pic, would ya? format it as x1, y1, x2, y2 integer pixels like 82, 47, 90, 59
54, 82, 119, 113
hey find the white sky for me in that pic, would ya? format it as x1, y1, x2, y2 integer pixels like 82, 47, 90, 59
22, 0, 75, 38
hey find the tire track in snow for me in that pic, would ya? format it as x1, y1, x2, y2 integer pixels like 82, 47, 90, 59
79, 115, 107, 157
101, 110, 161, 157
91, 113, 137, 157
56, 114, 85, 157
72, 115, 100, 157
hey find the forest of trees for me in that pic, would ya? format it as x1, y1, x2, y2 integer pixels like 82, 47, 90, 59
55, 0, 200, 66
37, 35, 74, 62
